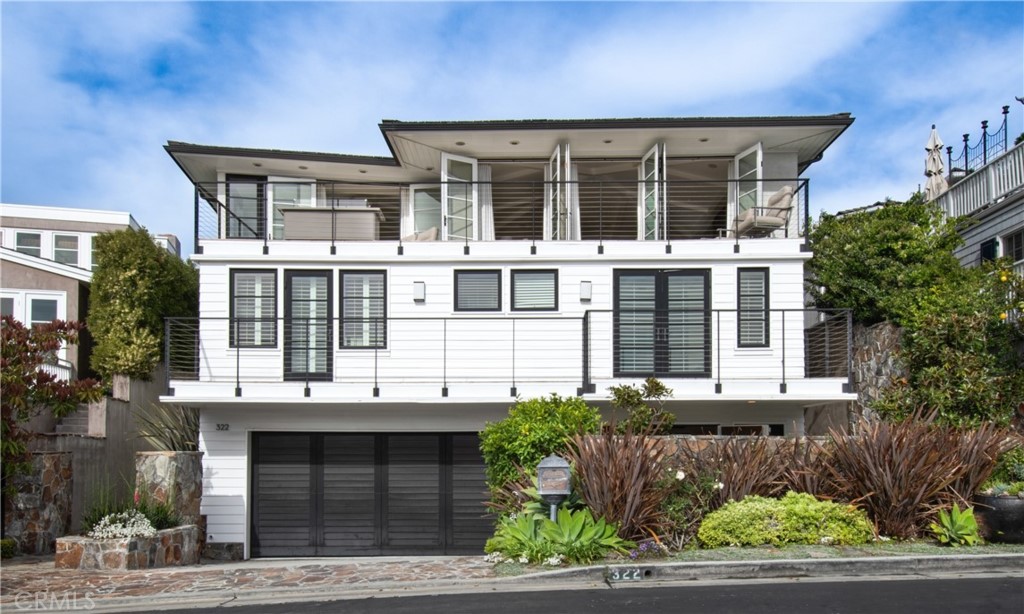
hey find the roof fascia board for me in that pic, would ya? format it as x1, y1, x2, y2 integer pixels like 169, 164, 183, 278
0, 248, 93, 283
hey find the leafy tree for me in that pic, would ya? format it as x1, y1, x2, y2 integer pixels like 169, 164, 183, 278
807, 194, 1024, 427
872, 263, 1024, 427
805, 193, 963, 326
479, 394, 601, 491
88, 228, 197, 380
1, 317, 103, 504
608, 377, 674, 434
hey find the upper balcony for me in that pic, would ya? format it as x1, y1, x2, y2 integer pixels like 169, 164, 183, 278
192, 176, 810, 255
936, 140, 1024, 220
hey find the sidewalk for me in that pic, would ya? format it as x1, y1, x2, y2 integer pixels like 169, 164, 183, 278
2, 552, 1022, 613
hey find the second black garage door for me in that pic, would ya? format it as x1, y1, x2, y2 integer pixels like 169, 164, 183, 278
251, 433, 493, 557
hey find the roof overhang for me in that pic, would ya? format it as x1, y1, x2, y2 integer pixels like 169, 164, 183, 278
0, 247, 93, 283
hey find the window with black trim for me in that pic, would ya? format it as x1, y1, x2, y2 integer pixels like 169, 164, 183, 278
511, 270, 557, 311
225, 174, 266, 239
341, 271, 386, 348
455, 270, 501, 311
980, 238, 998, 264
230, 270, 277, 347
16, 232, 41, 257
738, 268, 769, 347
284, 270, 332, 380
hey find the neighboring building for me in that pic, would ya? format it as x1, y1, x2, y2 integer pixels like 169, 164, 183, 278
0, 203, 181, 381
935, 106, 1024, 273
162, 113, 857, 559
0, 204, 144, 381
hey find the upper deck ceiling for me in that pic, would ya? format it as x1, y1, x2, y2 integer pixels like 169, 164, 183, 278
166, 114, 853, 184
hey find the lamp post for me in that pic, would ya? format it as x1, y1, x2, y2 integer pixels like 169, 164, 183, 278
536, 454, 571, 521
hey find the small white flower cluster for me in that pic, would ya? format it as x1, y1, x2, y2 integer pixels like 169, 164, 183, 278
87, 510, 156, 540
715, 482, 725, 490
542, 554, 565, 567
876, 535, 892, 542
517, 555, 529, 564
483, 552, 509, 564
675, 470, 686, 481
819, 536, 834, 545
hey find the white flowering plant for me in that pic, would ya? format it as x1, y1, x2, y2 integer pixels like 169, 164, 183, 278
86, 510, 157, 540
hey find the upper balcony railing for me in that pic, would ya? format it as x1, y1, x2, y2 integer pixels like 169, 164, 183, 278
192, 178, 810, 252
164, 308, 850, 398
937, 140, 1024, 219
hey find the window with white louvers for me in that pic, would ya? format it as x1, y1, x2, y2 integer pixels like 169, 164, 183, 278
454, 270, 501, 311
511, 270, 557, 311
737, 268, 769, 347
341, 271, 386, 348
231, 270, 277, 347
285, 271, 332, 379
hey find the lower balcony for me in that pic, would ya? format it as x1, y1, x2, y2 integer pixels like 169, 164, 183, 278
164, 309, 852, 403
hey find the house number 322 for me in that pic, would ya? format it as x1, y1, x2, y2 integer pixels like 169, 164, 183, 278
216, 424, 230, 431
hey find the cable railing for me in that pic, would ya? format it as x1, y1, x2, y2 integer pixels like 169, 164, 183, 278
165, 308, 850, 395
192, 178, 809, 250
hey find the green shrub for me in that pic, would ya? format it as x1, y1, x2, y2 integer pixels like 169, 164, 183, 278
480, 394, 601, 491
930, 504, 980, 547
697, 492, 873, 549
485, 507, 633, 565
135, 494, 180, 530
608, 377, 674, 435
660, 468, 721, 549
81, 487, 131, 535
991, 446, 1024, 484
81, 486, 180, 533
1, 537, 16, 558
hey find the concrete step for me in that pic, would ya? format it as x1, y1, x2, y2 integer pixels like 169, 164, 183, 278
55, 406, 90, 435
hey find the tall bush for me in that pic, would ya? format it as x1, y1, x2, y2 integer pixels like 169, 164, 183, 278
89, 228, 198, 380
565, 424, 670, 540
479, 394, 600, 491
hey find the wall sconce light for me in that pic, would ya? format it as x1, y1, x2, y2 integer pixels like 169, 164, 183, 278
413, 281, 426, 302
579, 281, 592, 302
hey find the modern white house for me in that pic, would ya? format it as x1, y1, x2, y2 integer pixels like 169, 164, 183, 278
161, 114, 857, 558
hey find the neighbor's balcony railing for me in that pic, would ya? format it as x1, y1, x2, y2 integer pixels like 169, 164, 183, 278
164, 308, 850, 397
41, 358, 75, 382
192, 178, 810, 251
937, 140, 1024, 219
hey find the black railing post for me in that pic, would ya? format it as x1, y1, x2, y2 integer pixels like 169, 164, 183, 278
779, 310, 787, 394
193, 187, 203, 254
441, 319, 448, 397
946, 145, 953, 179
823, 311, 831, 376
962, 133, 970, 170
1002, 105, 1010, 152
235, 320, 242, 397
510, 319, 517, 397
715, 311, 722, 394
531, 181, 538, 255
579, 311, 592, 396
164, 318, 172, 395
846, 310, 854, 392
982, 120, 989, 165
597, 182, 604, 254
803, 180, 811, 245
373, 319, 380, 397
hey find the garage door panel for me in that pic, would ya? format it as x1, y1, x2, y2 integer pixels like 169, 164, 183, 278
252, 433, 314, 556
322, 435, 377, 550
386, 436, 442, 549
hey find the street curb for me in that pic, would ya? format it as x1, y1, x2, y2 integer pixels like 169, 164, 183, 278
43, 554, 1024, 613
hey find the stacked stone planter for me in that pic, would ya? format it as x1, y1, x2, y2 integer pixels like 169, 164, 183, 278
55, 525, 200, 570
3, 452, 72, 555
54, 451, 204, 570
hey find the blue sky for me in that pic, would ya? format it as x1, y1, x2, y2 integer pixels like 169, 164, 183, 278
2, 1, 1022, 255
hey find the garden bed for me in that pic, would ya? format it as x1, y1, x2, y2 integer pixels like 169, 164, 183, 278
55, 525, 200, 570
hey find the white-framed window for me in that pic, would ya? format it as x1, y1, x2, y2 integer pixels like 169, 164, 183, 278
454, 270, 501, 311
230, 270, 277, 347
734, 142, 763, 214
638, 143, 667, 240
442, 152, 478, 241
1, 296, 14, 318
53, 234, 80, 266
511, 270, 557, 311
15, 232, 42, 257
1004, 228, 1023, 265
340, 271, 386, 348
269, 177, 315, 240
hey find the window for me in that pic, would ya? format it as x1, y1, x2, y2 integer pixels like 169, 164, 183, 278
16, 232, 41, 257
341, 271, 386, 348
225, 175, 266, 239
1, 297, 13, 317
980, 238, 999, 264
1005, 229, 1024, 264
230, 271, 277, 347
53, 234, 79, 266
511, 270, 557, 311
30, 298, 58, 326
284, 271, 332, 380
455, 270, 501, 311
738, 268, 769, 347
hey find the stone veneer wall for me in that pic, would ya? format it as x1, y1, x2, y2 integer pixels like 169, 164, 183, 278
3, 452, 72, 555
135, 451, 203, 525
803, 321, 905, 435
55, 525, 200, 570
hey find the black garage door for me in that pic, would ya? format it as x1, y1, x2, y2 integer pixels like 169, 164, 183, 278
251, 433, 492, 557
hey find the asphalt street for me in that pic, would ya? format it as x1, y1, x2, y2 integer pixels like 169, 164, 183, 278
164, 575, 1023, 614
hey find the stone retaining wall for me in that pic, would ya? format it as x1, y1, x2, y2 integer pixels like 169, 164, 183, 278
135, 451, 203, 525
3, 452, 72, 555
55, 525, 200, 570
